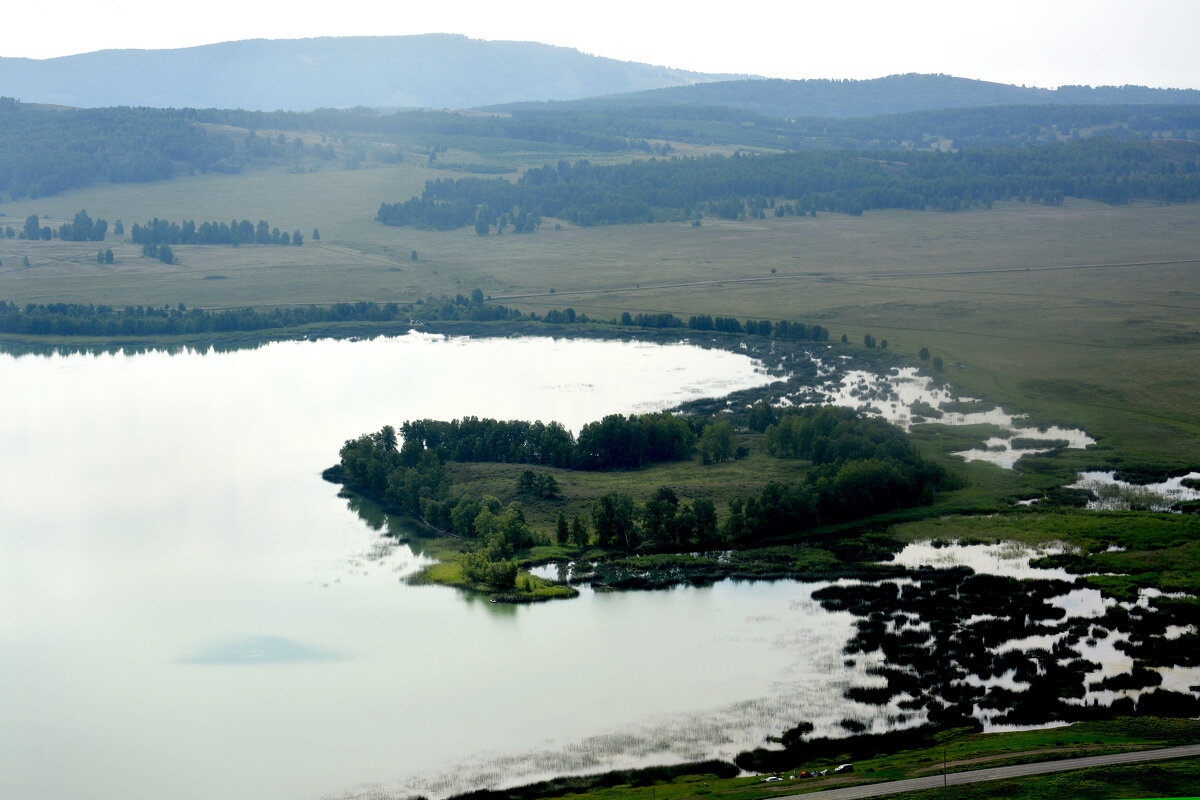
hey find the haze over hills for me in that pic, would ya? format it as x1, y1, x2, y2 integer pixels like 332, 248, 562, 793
494, 75, 1200, 119
0, 34, 744, 111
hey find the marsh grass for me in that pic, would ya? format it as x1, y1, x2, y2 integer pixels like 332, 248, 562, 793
888, 511, 1200, 597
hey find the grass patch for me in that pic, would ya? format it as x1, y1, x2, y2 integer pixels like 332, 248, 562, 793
504, 719, 1200, 800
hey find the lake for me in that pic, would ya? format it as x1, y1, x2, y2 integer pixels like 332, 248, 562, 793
0, 333, 882, 800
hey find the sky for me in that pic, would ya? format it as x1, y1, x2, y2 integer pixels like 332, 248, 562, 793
3, 0, 1199, 90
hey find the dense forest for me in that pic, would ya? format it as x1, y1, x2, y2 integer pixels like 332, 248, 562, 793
4, 95, 1200, 202
379, 136, 1200, 230
0, 99, 238, 199
497, 75, 1200, 120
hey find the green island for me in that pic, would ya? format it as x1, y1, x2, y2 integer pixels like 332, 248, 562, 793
4, 74, 1200, 799
324, 403, 960, 600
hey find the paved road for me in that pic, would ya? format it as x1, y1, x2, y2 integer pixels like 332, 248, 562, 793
776, 744, 1200, 800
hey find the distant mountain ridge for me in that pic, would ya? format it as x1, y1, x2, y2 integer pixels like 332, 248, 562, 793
0, 34, 745, 111
497, 75, 1200, 119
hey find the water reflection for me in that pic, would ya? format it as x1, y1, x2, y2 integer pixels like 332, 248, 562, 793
2, 333, 801, 800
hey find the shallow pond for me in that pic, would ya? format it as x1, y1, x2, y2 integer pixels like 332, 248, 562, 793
1069, 470, 1200, 512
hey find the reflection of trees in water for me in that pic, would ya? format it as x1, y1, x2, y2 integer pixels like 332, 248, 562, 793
342, 490, 441, 557
813, 567, 1200, 729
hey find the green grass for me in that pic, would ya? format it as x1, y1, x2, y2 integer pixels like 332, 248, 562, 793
492, 719, 1200, 800
5, 164, 1198, 466
444, 446, 805, 536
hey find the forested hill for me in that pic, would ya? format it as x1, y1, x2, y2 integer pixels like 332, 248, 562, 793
0, 35, 739, 111
377, 137, 1200, 230
491, 75, 1200, 119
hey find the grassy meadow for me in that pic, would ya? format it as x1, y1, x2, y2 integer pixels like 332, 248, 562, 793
3, 154, 1198, 465
4, 123, 1200, 800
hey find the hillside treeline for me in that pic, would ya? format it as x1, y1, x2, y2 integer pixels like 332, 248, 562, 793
6, 96, 1200, 202
483, 102, 1200, 152
378, 137, 1200, 230
0, 99, 237, 199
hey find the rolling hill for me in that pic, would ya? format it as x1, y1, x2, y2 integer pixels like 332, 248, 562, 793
0, 34, 744, 111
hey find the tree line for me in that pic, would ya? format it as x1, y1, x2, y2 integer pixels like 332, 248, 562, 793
0, 295, 833, 343
0, 300, 407, 336
130, 218, 304, 247
398, 412, 696, 471
378, 136, 1200, 231
15, 211, 110, 242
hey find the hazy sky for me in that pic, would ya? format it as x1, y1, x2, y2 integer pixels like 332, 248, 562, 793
3, 0, 1199, 89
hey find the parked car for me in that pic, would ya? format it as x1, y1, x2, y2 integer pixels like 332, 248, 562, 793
834, 763, 854, 774
761, 776, 783, 783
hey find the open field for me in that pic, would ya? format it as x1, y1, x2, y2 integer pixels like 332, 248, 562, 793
2, 155, 1199, 466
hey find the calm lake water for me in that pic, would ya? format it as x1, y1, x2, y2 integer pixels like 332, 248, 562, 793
0, 333, 885, 800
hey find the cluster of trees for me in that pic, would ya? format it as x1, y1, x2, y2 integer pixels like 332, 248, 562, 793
15, 211, 110, 242
130, 218, 303, 247
335, 426, 536, 588
54, 211, 109, 242
334, 404, 958, 570
377, 137, 1200, 231
377, 184, 546, 233
142, 243, 175, 264
399, 412, 697, 472
761, 406, 921, 464
585, 488, 720, 551
516, 469, 559, 498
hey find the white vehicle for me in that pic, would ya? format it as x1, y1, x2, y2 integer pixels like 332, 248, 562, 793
834, 763, 854, 774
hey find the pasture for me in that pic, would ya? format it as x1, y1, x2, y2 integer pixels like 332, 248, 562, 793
1, 154, 1198, 465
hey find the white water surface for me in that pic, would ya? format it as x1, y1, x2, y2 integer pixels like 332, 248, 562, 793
813, 367, 1094, 468
1070, 470, 1200, 511
1, 333, 891, 800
